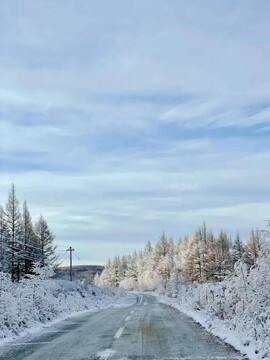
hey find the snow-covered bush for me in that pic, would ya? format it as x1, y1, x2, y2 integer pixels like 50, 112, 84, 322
119, 277, 137, 291
158, 233, 270, 360
0, 266, 128, 344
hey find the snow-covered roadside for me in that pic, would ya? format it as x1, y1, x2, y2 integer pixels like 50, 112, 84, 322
152, 285, 266, 360
0, 270, 134, 347
154, 293, 247, 358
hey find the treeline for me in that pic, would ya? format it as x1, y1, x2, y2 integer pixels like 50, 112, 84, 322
0, 184, 57, 282
96, 224, 261, 289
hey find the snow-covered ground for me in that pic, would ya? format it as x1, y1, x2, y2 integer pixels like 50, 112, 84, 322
153, 273, 269, 360
0, 267, 132, 347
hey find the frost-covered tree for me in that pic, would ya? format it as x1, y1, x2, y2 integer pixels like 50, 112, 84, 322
174, 237, 188, 280
125, 252, 138, 284
182, 225, 216, 283
197, 223, 208, 281
110, 256, 122, 287
35, 215, 57, 267
99, 258, 113, 286
5, 184, 23, 281
153, 233, 169, 265
22, 201, 38, 275
136, 242, 154, 288
182, 233, 201, 282
203, 231, 219, 281
231, 232, 244, 265
153, 234, 175, 287
99, 257, 124, 287
0, 184, 58, 282
98, 224, 267, 292
94, 273, 101, 286
214, 231, 232, 280
244, 229, 261, 268
0, 205, 10, 273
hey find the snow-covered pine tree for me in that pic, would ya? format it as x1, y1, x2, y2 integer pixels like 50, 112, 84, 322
110, 256, 122, 287
136, 250, 145, 288
99, 258, 112, 286
215, 231, 232, 280
120, 255, 128, 278
22, 201, 38, 276
0, 205, 10, 273
35, 215, 57, 267
153, 233, 168, 266
94, 272, 101, 286
136, 242, 154, 289
5, 184, 23, 282
203, 230, 219, 281
197, 223, 208, 281
231, 232, 244, 265
244, 229, 261, 268
173, 236, 189, 281
182, 234, 201, 282
153, 233, 175, 287
124, 252, 138, 285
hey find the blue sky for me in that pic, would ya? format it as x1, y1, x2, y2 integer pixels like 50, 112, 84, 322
1, 1, 270, 265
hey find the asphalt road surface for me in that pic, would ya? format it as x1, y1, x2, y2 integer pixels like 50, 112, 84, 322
0, 294, 242, 360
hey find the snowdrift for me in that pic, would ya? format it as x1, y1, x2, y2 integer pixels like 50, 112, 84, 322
155, 256, 270, 360
0, 267, 129, 345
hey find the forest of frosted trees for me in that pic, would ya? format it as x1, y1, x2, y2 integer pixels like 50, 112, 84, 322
97, 223, 270, 358
0, 185, 130, 342
0, 184, 57, 282
96, 223, 262, 290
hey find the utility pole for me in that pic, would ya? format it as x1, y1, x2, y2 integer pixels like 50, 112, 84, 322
67, 247, 75, 281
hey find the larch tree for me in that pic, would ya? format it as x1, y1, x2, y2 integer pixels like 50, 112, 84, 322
198, 223, 208, 281
99, 258, 113, 286
94, 272, 101, 286
231, 232, 244, 265
97, 224, 265, 291
22, 201, 38, 275
125, 252, 138, 284
203, 231, 219, 281
244, 229, 261, 269
35, 215, 57, 267
110, 256, 122, 287
138, 242, 154, 288
153, 233, 169, 266
182, 234, 201, 282
0, 205, 10, 273
154, 233, 175, 286
215, 231, 232, 280
5, 184, 23, 282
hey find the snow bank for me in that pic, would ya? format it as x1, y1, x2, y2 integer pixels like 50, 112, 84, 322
150, 234, 270, 360
0, 267, 131, 346
154, 264, 270, 360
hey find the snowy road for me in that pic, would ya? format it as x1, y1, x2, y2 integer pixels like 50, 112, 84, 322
0, 294, 242, 360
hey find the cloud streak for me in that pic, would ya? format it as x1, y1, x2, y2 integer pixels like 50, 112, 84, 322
0, 1, 270, 264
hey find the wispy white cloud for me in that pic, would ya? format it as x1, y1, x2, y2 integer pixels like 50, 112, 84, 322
1, 0, 270, 263
161, 97, 270, 129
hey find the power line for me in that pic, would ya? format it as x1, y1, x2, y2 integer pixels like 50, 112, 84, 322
1, 240, 68, 254
8, 240, 42, 252
1, 243, 44, 262
3, 247, 42, 262
1, 240, 76, 274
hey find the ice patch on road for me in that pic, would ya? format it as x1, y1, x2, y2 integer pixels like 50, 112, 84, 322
97, 348, 116, 360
